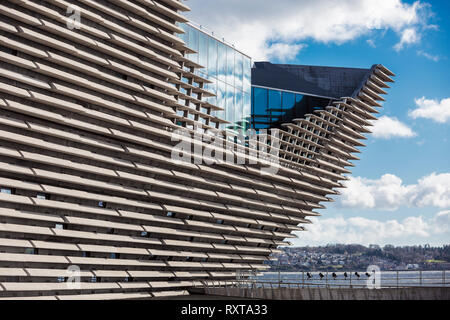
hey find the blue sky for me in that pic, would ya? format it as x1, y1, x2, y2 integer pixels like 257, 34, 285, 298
186, 0, 450, 247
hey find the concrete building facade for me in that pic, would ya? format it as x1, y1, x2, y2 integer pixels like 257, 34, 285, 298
0, 0, 394, 300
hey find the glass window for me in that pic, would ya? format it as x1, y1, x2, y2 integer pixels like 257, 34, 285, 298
295, 94, 304, 103
243, 92, 251, 129
282, 91, 296, 122
206, 76, 217, 108
180, 24, 190, 46
217, 43, 227, 83
217, 80, 226, 123
98, 201, 106, 208
295, 93, 306, 118
253, 87, 269, 130
282, 92, 296, 110
235, 90, 243, 128
243, 57, 252, 93
188, 27, 199, 64
1, 188, 11, 194
234, 53, 243, 90
253, 87, 267, 114
208, 37, 218, 78
226, 46, 234, 86
37, 193, 49, 200
180, 87, 188, 95
268, 89, 282, 109
226, 84, 235, 125
25, 248, 36, 255
268, 89, 282, 126
198, 32, 208, 70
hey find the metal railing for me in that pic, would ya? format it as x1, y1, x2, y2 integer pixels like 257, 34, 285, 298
196, 270, 450, 290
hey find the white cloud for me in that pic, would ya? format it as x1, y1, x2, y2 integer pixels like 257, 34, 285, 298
185, 0, 431, 60
394, 27, 421, 51
339, 173, 450, 210
370, 116, 416, 139
409, 97, 450, 123
432, 210, 450, 234
265, 43, 307, 62
293, 211, 450, 246
417, 50, 441, 62
366, 39, 376, 48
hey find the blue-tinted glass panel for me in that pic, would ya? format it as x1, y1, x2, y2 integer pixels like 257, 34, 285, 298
235, 90, 243, 129
295, 93, 306, 119
188, 27, 199, 64
217, 42, 227, 83
243, 57, 251, 93
217, 80, 226, 121
253, 87, 269, 130
226, 46, 234, 86
234, 53, 243, 90
206, 76, 217, 109
282, 92, 296, 109
242, 92, 251, 130
281, 91, 295, 124
226, 84, 235, 126
180, 24, 190, 46
268, 90, 281, 108
270, 91, 282, 126
208, 37, 218, 78
177, 25, 252, 134
1, 188, 12, 194
198, 32, 208, 71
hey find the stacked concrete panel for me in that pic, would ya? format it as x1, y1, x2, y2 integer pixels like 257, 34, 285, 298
0, 0, 394, 299
276, 64, 395, 181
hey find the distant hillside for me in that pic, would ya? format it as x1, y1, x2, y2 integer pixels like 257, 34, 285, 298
268, 244, 450, 271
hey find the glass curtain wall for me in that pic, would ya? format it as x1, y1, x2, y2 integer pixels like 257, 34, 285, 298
179, 24, 252, 132
251, 86, 332, 131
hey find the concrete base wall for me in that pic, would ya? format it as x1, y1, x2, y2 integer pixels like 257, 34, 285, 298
203, 287, 450, 300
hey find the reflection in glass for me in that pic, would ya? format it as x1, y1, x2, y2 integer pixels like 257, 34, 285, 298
217, 80, 226, 124
217, 42, 227, 83
234, 90, 243, 130
251, 87, 331, 130
282, 91, 295, 123
198, 32, 208, 73
180, 24, 189, 46
243, 92, 251, 127
268, 90, 281, 109
226, 84, 235, 126
282, 92, 296, 110
188, 27, 198, 64
252, 87, 269, 130
243, 57, 252, 93
207, 76, 217, 112
226, 46, 235, 86
208, 37, 218, 78
178, 24, 252, 134
268, 90, 282, 126
235, 53, 243, 91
